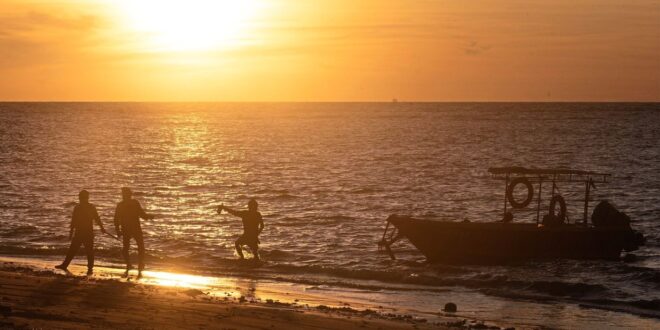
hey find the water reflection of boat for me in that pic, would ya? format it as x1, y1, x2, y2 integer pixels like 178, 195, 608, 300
379, 167, 646, 263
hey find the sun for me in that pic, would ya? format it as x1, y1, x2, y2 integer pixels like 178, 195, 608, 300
114, 0, 265, 52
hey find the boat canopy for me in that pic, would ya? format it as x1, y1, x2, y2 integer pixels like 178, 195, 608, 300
488, 166, 613, 225
488, 167, 610, 184
488, 167, 609, 176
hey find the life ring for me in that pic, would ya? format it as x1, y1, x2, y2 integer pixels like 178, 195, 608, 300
549, 194, 567, 221
506, 177, 534, 209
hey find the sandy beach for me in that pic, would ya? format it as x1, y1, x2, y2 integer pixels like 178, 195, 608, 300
0, 258, 471, 330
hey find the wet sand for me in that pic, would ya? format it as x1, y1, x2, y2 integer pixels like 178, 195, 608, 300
0, 259, 453, 330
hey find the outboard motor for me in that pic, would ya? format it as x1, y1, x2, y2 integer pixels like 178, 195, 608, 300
592, 201, 645, 251
591, 201, 631, 228
625, 231, 646, 252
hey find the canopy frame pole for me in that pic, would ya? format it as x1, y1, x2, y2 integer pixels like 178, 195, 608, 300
583, 177, 593, 226
536, 178, 543, 224
503, 174, 509, 217
551, 174, 557, 197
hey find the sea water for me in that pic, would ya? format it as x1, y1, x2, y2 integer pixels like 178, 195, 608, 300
1, 102, 658, 327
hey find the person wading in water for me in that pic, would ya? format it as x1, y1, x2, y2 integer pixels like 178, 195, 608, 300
114, 187, 154, 278
56, 190, 107, 275
217, 199, 264, 261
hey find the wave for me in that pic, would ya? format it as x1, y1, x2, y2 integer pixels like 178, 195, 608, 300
254, 189, 290, 194
578, 298, 660, 318
0, 204, 31, 210
293, 215, 356, 226
628, 299, 660, 311
269, 194, 300, 200
262, 263, 615, 298
2, 243, 659, 318
263, 263, 660, 316
525, 281, 607, 297
0, 225, 40, 237
4, 242, 648, 302
180, 156, 213, 166
259, 249, 294, 261
319, 215, 354, 221
349, 188, 381, 194
272, 217, 304, 227
615, 264, 660, 285
0, 246, 75, 256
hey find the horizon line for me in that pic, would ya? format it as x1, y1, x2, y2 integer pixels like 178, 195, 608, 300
1, 100, 659, 104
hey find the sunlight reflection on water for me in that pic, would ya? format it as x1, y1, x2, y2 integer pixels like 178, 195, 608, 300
142, 270, 216, 288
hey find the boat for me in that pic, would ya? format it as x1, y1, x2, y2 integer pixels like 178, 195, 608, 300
378, 167, 646, 263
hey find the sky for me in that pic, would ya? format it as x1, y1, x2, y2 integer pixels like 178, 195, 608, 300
0, 0, 658, 101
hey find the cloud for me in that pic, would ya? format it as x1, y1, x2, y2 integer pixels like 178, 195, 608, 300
464, 40, 492, 56
0, 8, 105, 70
0, 10, 98, 34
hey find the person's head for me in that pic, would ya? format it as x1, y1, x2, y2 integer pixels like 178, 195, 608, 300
121, 187, 132, 201
78, 190, 89, 203
248, 198, 258, 211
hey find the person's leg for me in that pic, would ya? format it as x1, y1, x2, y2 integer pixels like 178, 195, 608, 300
135, 229, 145, 277
82, 235, 94, 274
248, 243, 260, 261
122, 233, 132, 274
235, 236, 245, 259
57, 235, 83, 270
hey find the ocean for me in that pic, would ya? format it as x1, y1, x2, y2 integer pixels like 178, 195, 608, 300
1, 102, 658, 328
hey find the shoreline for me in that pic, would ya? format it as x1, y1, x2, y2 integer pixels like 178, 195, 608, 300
1, 255, 658, 329
0, 256, 504, 330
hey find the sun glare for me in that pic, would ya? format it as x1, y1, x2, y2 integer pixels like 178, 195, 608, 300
114, 0, 265, 52
143, 271, 216, 288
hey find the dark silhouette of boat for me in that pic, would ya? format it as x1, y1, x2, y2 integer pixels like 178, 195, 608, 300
379, 167, 646, 263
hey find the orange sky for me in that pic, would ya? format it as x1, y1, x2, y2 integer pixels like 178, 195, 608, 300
0, 0, 658, 101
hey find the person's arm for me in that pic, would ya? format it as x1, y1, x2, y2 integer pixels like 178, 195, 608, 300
137, 200, 154, 220
114, 204, 122, 237
257, 213, 264, 235
221, 206, 243, 217
69, 207, 75, 239
92, 205, 106, 233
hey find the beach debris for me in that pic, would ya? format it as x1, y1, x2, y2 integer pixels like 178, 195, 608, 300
238, 296, 246, 303
470, 322, 490, 329
443, 319, 466, 327
183, 289, 204, 297
443, 302, 457, 312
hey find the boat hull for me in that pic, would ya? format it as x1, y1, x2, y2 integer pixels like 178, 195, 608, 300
387, 215, 643, 263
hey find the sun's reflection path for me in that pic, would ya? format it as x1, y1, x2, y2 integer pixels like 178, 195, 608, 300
136, 270, 291, 303
140, 270, 218, 289
135, 269, 260, 300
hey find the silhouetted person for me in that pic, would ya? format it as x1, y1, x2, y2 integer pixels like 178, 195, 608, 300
56, 190, 106, 275
114, 187, 153, 278
218, 199, 264, 260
